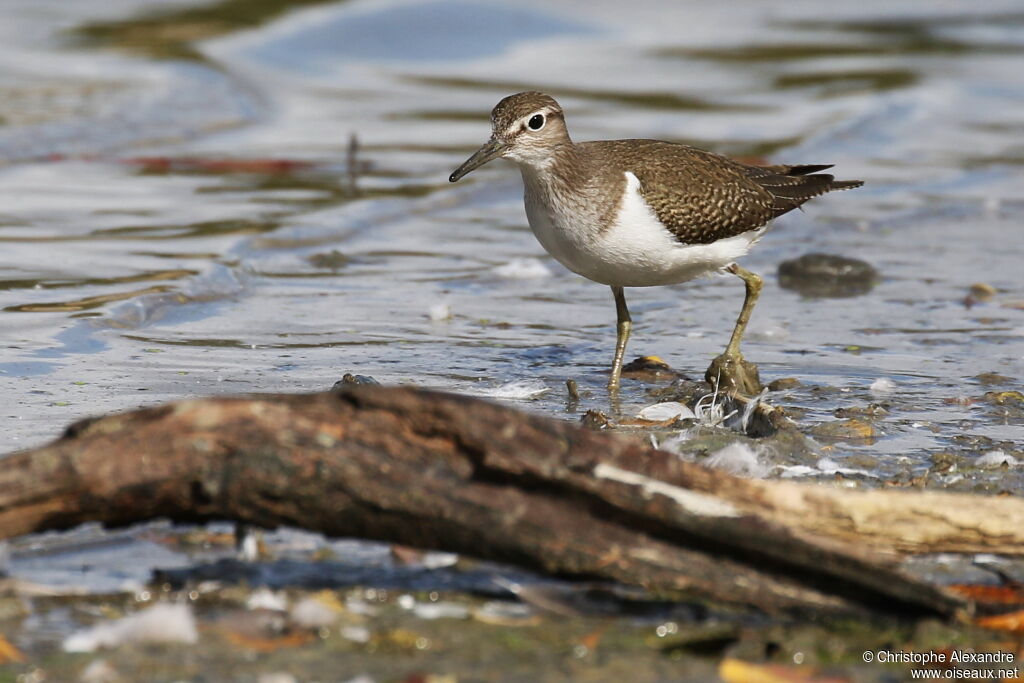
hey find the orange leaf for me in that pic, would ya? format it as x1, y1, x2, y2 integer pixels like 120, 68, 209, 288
220, 628, 313, 652
976, 610, 1024, 632
949, 584, 1024, 605
719, 658, 850, 683
0, 634, 25, 664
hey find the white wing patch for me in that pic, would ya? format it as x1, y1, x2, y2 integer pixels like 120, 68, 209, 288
585, 172, 762, 287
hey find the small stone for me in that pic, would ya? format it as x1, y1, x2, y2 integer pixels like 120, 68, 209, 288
968, 283, 997, 300
767, 377, 800, 391
777, 253, 879, 298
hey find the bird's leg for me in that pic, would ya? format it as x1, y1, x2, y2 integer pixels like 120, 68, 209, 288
609, 286, 632, 390
706, 263, 764, 395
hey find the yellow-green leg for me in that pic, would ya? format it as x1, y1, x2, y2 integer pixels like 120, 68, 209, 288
608, 286, 632, 390
706, 263, 764, 395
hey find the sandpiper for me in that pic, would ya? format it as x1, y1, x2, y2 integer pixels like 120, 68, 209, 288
449, 92, 862, 394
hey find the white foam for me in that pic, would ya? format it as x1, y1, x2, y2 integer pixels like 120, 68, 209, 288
870, 377, 897, 395
80, 659, 119, 683
412, 601, 470, 620
778, 465, 818, 478
247, 587, 288, 612
63, 603, 198, 653
816, 457, 878, 478
290, 596, 340, 628
428, 301, 453, 321
493, 258, 552, 279
257, 674, 298, 683
475, 379, 550, 399
705, 443, 770, 478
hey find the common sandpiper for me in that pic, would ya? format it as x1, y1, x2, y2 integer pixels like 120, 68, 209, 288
449, 92, 862, 395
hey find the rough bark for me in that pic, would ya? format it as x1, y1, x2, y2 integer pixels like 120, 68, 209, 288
0, 386, 1012, 618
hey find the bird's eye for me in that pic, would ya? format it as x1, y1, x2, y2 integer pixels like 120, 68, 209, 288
527, 114, 545, 131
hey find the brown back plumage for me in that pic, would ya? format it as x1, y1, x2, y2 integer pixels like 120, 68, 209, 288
578, 140, 863, 245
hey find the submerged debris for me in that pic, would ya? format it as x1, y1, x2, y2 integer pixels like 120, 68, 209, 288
565, 379, 580, 402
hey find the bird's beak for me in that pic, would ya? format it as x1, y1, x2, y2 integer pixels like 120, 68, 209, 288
449, 137, 506, 182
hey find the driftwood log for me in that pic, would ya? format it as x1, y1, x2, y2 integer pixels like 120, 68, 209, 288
0, 386, 1021, 617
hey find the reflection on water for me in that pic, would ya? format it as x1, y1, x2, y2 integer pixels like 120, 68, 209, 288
0, 0, 1021, 491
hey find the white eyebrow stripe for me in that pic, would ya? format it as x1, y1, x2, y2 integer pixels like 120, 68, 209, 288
504, 108, 553, 136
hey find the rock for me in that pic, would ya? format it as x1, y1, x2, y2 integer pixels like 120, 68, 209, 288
767, 377, 800, 391
983, 390, 1024, 406
929, 452, 958, 474
833, 404, 888, 419
307, 250, 351, 270
647, 379, 711, 403
580, 409, 611, 430
332, 373, 381, 392
621, 355, 685, 381
809, 418, 876, 443
974, 372, 1012, 386
777, 253, 879, 298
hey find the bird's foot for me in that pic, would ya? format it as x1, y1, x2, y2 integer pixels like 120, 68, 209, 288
705, 352, 763, 397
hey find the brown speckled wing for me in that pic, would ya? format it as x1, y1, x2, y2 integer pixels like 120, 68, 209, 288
582, 141, 861, 245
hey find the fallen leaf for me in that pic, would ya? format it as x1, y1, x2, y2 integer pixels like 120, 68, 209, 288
976, 610, 1024, 633
219, 628, 313, 652
719, 658, 850, 683
0, 634, 25, 663
948, 584, 1024, 605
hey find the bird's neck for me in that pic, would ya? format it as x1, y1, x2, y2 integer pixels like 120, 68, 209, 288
519, 142, 590, 203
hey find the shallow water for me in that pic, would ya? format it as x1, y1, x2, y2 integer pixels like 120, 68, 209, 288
1, 2, 1024, 677
1, 3, 1022, 480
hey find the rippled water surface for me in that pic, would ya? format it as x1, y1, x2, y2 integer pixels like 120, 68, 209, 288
1, 0, 1022, 485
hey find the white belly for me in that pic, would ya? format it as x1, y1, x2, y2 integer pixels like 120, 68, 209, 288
526, 171, 764, 288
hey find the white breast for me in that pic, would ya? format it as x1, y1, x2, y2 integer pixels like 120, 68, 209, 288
526, 171, 764, 288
